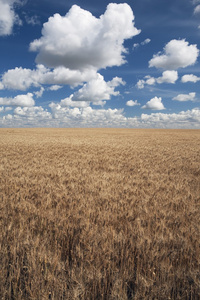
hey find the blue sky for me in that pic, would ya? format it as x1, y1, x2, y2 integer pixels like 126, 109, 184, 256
0, 0, 200, 128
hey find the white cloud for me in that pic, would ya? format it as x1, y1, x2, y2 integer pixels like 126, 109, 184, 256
136, 79, 145, 89
0, 93, 35, 107
126, 100, 140, 106
0, 0, 23, 36
1, 105, 199, 129
6, 106, 52, 127
34, 87, 45, 98
0, 106, 4, 112
4, 114, 13, 120
30, 4, 140, 70
48, 85, 63, 91
149, 39, 199, 70
5, 107, 13, 111
60, 96, 90, 108
142, 96, 165, 110
133, 38, 151, 50
71, 74, 125, 103
0, 82, 4, 90
139, 108, 200, 128
181, 74, 200, 83
141, 38, 151, 45
156, 70, 178, 84
172, 92, 196, 102
92, 101, 106, 107
136, 70, 178, 89
194, 5, 200, 14
49, 103, 127, 126
1, 65, 98, 90
1, 67, 38, 90
145, 76, 156, 86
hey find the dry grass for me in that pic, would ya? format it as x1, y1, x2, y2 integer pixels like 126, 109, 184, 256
0, 128, 199, 299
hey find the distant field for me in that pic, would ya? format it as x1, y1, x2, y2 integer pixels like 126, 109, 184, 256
0, 128, 200, 299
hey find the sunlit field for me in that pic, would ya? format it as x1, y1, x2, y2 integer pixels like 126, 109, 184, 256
0, 128, 199, 299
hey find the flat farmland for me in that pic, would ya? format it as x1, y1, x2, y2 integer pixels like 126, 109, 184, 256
0, 128, 200, 299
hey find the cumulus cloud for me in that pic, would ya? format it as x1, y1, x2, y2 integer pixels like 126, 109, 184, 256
157, 70, 178, 84
1, 67, 39, 90
149, 39, 199, 70
136, 70, 178, 89
181, 74, 200, 83
140, 108, 200, 128
172, 92, 196, 102
142, 97, 165, 110
5, 107, 13, 111
30, 4, 140, 70
49, 103, 127, 126
1, 65, 98, 90
60, 96, 90, 108
194, 4, 200, 14
34, 87, 45, 98
0, 106, 4, 112
48, 85, 63, 91
71, 74, 125, 103
136, 79, 145, 89
126, 100, 140, 106
14, 106, 51, 118
0, 93, 35, 107
1, 105, 199, 129
0, 0, 23, 36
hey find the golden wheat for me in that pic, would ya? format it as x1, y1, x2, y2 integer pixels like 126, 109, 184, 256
0, 128, 199, 299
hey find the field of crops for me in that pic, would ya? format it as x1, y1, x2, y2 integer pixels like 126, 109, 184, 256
0, 128, 200, 299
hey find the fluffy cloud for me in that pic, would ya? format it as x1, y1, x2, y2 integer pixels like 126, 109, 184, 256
136, 70, 178, 89
14, 106, 51, 118
34, 87, 45, 98
1, 65, 98, 90
0, 0, 22, 36
156, 70, 178, 84
194, 5, 200, 14
140, 108, 200, 128
30, 4, 140, 70
60, 97, 90, 108
136, 79, 145, 89
48, 85, 63, 91
1, 105, 199, 129
71, 74, 125, 102
172, 92, 196, 102
0, 93, 35, 107
126, 100, 140, 106
149, 39, 199, 70
1, 67, 39, 90
181, 74, 200, 83
142, 97, 165, 110
49, 103, 127, 126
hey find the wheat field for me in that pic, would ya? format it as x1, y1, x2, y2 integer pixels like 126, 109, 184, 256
0, 128, 200, 299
